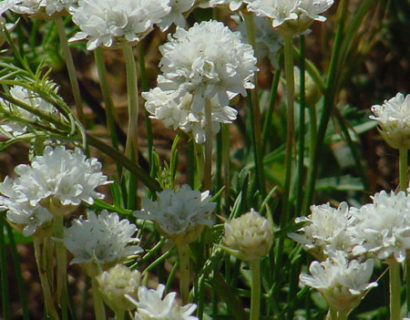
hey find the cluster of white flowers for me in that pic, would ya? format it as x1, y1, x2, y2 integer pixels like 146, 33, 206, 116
370, 92, 410, 149
0, 85, 59, 137
223, 209, 273, 261
135, 184, 215, 244
128, 284, 198, 320
300, 251, 377, 313
143, 20, 257, 143
69, 0, 171, 50
0, 146, 110, 236
3, 0, 76, 17
64, 210, 142, 267
246, 0, 334, 35
158, 0, 195, 31
199, 0, 245, 11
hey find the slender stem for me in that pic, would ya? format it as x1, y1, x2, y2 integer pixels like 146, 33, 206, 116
244, 11, 266, 197
328, 308, 338, 320
114, 309, 124, 320
222, 124, 231, 212
0, 216, 10, 320
53, 215, 67, 319
390, 262, 401, 320
177, 244, 190, 304
203, 98, 213, 190
399, 148, 408, 191
33, 237, 59, 320
93, 48, 120, 153
55, 17, 85, 126
91, 278, 106, 320
122, 44, 139, 160
338, 310, 349, 320
249, 259, 261, 320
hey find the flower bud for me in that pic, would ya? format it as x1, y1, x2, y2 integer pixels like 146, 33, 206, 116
223, 209, 273, 261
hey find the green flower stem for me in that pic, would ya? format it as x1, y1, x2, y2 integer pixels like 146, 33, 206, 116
204, 98, 213, 190
249, 259, 261, 320
93, 48, 120, 154
390, 262, 401, 320
114, 309, 124, 320
53, 215, 67, 319
222, 124, 231, 211
33, 237, 59, 320
0, 216, 10, 320
55, 17, 85, 126
328, 308, 338, 320
177, 243, 190, 304
338, 310, 349, 320
91, 277, 106, 320
244, 11, 266, 197
399, 147, 408, 191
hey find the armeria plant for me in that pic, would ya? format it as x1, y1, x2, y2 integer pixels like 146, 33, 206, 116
0, 0, 406, 320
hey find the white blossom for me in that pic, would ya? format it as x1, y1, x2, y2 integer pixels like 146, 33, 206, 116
135, 185, 215, 244
158, 0, 195, 31
288, 202, 357, 260
247, 0, 333, 35
350, 191, 410, 263
64, 210, 142, 266
300, 252, 377, 312
199, 0, 246, 11
8, 0, 77, 16
0, 85, 59, 137
128, 284, 198, 320
69, 0, 171, 50
142, 88, 237, 144
97, 264, 141, 311
157, 20, 257, 113
370, 93, 410, 149
224, 209, 273, 261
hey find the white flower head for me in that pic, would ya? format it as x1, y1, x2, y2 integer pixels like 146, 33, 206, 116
0, 85, 59, 137
8, 0, 77, 17
350, 191, 410, 263
97, 264, 141, 312
300, 251, 377, 313
135, 185, 215, 244
158, 0, 195, 31
288, 202, 357, 260
128, 284, 198, 320
69, 0, 171, 50
157, 20, 257, 113
64, 210, 142, 269
247, 0, 333, 35
199, 0, 246, 11
142, 88, 237, 144
370, 93, 410, 149
224, 209, 273, 261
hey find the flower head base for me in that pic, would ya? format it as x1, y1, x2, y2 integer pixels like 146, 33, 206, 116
128, 284, 198, 320
350, 191, 410, 263
63, 210, 142, 274
247, 0, 334, 36
143, 88, 237, 144
0, 85, 59, 137
300, 252, 377, 313
157, 20, 257, 113
288, 202, 357, 260
370, 93, 410, 149
135, 185, 215, 244
97, 264, 141, 312
224, 209, 273, 261
69, 0, 171, 50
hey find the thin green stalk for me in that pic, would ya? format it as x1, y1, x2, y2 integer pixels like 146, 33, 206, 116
55, 17, 85, 126
187, 138, 196, 188
222, 124, 231, 212
93, 48, 120, 154
114, 309, 124, 320
53, 215, 67, 320
177, 244, 190, 304
6, 224, 30, 320
204, 98, 213, 190
328, 308, 338, 320
244, 11, 266, 197
33, 237, 59, 320
302, 0, 348, 214
249, 259, 261, 320
295, 35, 306, 217
390, 262, 401, 320
399, 148, 408, 191
338, 310, 349, 320
0, 216, 10, 320
92, 278, 106, 320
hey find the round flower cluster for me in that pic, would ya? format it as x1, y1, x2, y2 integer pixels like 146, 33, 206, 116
224, 209, 273, 261
144, 20, 257, 143
199, 0, 245, 11
135, 184, 215, 244
6, 0, 76, 17
0, 146, 110, 236
64, 210, 142, 269
0, 85, 59, 137
69, 0, 171, 50
370, 92, 410, 149
128, 284, 198, 320
246, 0, 334, 36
